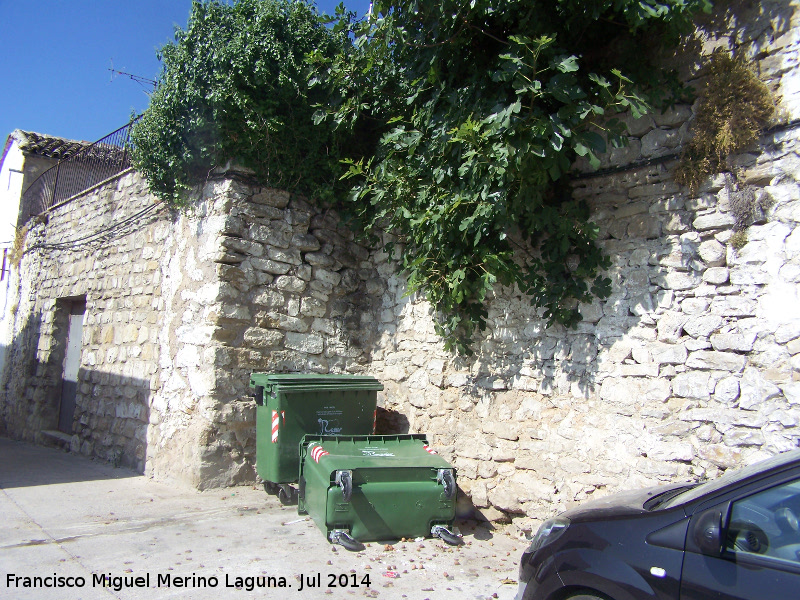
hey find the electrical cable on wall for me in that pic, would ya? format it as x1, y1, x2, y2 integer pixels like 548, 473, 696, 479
24, 202, 166, 253
571, 117, 800, 182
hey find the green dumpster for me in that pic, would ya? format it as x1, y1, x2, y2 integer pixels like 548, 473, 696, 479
298, 434, 461, 549
250, 374, 383, 501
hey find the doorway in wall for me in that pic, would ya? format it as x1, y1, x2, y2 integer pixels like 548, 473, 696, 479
57, 298, 85, 434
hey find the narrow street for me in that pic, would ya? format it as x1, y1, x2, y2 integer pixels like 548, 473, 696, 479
0, 438, 524, 600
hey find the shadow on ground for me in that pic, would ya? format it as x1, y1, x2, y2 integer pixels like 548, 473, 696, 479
0, 437, 138, 489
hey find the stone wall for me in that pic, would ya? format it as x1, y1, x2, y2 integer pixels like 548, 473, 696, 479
0, 170, 384, 489
146, 176, 384, 488
370, 132, 800, 532
1, 0, 798, 535
0, 170, 168, 471
366, 1, 800, 533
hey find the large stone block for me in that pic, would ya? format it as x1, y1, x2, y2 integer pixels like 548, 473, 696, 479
274, 275, 307, 293
711, 297, 757, 317
257, 311, 309, 333
672, 371, 711, 399
648, 341, 688, 365
304, 251, 336, 268
250, 258, 290, 275
653, 272, 702, 291
217, 264, 253, 291
686, 351, 746, 372
457, 437, 493, 461
714, 377, 741, 404
250, 188, 290, 208
680, 297, 710, 314
663, 211, 693, 234
728, 240, 769, 266
622, 113, 655, 136
627, 215, 661, 239
295, 265, 312, 282
313, 268, 342, 287
710, 333, 756, 352
657, 311, 687, 342
653, 105, 692, 127
486, 482, 524, 514
730, 266, 770, 285
693, 212, 736, 230
571, 335, 597, 363
696, 444, 743, 468
739, 367, 782, 410
212, 304, 252, 325
285, 332, 324, 355
724, 429, 766, 447
595, 316, 639, 342
252, 289, 285, 309
339, 269, 362, 293
300, 297, 327, 318
775, 321, 800, 344
781, 382, 800, 405
683, 315, 724, 338
220, 236, 263, 257
781, 263, 800, 283
290, 233, 321, 252
600, 376, 670, 403
628, 181, 681, 199
242, 327, 283, 348
267, 247, 302, 266
769, 410, 799, 428
680, 408, 766, 428
641, 129, 681, 157
698, 239, 726, 266
249, 222, 292, 247
703, 267, 730, 284
648, 441, 694, 462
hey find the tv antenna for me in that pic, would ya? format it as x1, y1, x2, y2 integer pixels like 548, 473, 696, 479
109, 60, 156, 90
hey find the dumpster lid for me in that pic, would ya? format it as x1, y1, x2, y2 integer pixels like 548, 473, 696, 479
299, 434, 453, 471
250, 373, 383, 392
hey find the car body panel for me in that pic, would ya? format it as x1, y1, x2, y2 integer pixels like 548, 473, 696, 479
559, 485, 689, 522
519, 510, 686, 600
516, 449, 800, 600
679, 551, 800, 600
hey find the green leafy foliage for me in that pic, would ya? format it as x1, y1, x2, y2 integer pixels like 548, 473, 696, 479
130, 0, 351, 204
132, 0, 713, 354
316, 0, 711, 353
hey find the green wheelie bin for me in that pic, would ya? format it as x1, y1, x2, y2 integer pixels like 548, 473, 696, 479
297, 434, 461, 550
250, 373, 383, 504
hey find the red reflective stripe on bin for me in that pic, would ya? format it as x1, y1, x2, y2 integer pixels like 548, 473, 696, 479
423, 445, 437, 455
310, 445, 329, 463
372, 409, 377, 433
271, 410, 279, 443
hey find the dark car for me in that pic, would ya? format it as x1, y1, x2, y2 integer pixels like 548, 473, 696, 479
516, 448, 800, 600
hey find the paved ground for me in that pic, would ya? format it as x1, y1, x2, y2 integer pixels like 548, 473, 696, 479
0, 438, 526, 600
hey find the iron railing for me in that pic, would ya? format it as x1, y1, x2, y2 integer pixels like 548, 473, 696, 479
21, 118, 139, 220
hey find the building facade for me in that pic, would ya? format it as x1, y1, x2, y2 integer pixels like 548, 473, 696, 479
1, 0, 799, 536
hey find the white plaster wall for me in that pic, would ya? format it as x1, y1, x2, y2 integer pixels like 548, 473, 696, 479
0, 137, 25, 386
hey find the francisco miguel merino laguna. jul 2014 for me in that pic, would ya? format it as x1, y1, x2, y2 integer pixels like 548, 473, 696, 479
6, 571, 373, 592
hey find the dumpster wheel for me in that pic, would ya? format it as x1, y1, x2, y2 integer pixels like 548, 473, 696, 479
432, 524, 463, 546
278, 484, 296, 506
437, 469, 456, 499
335, 470, 353, 502
329, 530, 365, 552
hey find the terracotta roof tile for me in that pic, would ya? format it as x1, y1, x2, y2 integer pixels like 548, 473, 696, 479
13, 129, 89, 159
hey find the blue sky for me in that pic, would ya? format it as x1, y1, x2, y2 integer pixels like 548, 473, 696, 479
0, 0, 371, 143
